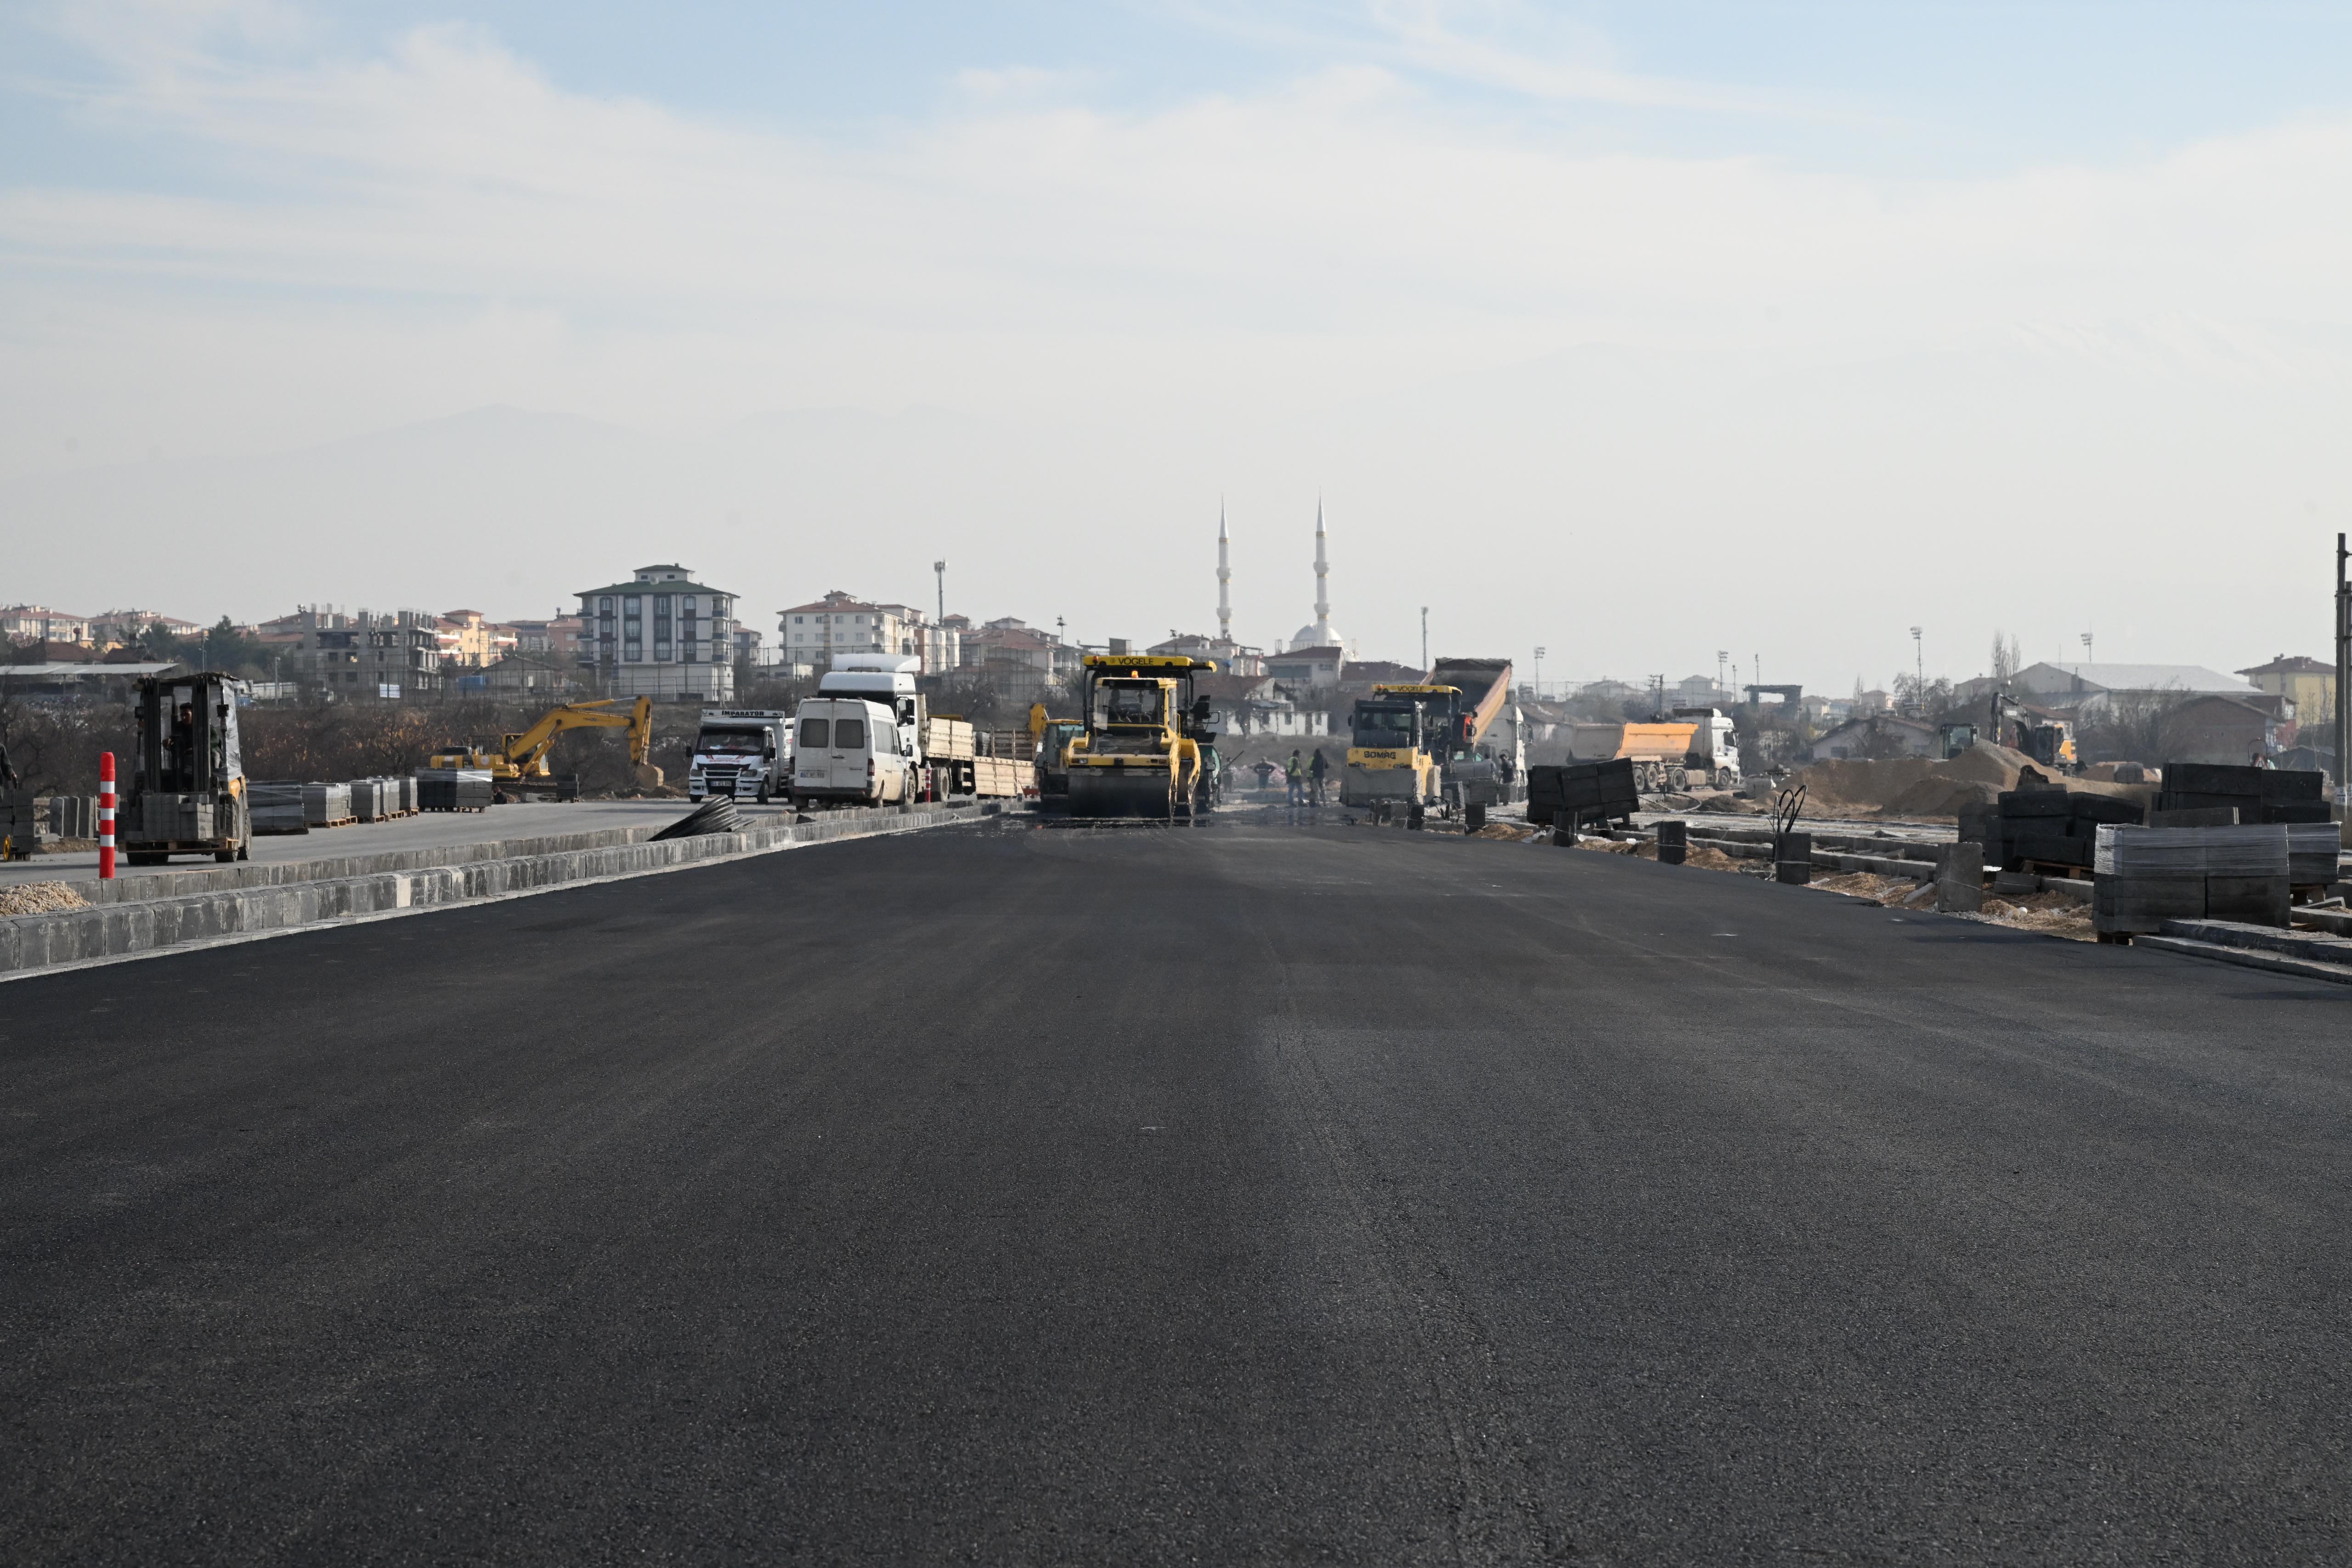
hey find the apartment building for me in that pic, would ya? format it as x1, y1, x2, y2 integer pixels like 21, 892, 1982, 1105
578, 564, 736, 701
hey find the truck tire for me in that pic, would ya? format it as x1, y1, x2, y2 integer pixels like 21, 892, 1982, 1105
1669, 767, 1688, 790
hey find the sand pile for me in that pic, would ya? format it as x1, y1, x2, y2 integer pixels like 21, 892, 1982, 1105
0, 880, 90, 916
1810, 869, 1934, 906
1793, 740, 2158, 821
1973, 891, 2096, 942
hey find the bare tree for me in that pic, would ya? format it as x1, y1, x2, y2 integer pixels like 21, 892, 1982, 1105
2076, 689, 2192, 765
1990, 629, 2021, 682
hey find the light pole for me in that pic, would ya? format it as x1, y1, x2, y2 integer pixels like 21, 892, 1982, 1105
1717, 649, 1728, 706
934, 561, 946, 627
1911, 626, 1923, 707
1420, 607, 1429, 674
1533, 646, 1545, 696
2081, 630, 2093, 664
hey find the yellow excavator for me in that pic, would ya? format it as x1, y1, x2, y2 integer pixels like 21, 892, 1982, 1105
1065, 654, 1217, 820
429, 696, 660, 797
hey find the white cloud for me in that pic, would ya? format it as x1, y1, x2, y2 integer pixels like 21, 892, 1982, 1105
6, 6, 2352, 681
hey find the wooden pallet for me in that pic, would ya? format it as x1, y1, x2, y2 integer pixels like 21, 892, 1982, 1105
2023, 859, 2093, 881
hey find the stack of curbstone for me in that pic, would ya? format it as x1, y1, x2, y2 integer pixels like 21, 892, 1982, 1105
2093, 823, 2291, 938
45, 795, 99, 839
1934, 840, 1985, 912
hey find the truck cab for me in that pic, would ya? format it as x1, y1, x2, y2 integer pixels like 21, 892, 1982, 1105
818, 656, 926, 763
688, 709, 791, 803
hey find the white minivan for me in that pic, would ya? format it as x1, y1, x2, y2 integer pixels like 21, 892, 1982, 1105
790, 697, 914, 807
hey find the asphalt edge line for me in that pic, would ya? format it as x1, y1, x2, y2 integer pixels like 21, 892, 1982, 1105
0, 810, 982, 984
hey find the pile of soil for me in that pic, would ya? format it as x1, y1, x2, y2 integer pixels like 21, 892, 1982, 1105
1796, 740, 2155, 822
1809, 869, 1934, 907
0, 880, 90, 916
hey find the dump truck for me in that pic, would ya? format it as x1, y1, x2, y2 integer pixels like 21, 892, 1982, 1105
1427, 656, 1515, 829
121, 671, 251, 865
1615, 707, 1741, 793
1341, 684, 1452, 827
1065, 654, 1218, 819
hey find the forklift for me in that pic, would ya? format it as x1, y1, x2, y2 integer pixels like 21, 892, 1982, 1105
122, 671, 250, 865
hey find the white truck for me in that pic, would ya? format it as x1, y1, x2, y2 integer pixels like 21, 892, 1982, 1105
790, 655, 1023, 807
687, 709, 792, 803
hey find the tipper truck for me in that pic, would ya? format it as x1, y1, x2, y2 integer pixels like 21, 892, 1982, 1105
1615, 707, 1741, 793
1428, 656, 1515, 829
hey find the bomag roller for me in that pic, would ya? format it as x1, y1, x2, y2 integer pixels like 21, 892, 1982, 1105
1065, 654, 1219, 821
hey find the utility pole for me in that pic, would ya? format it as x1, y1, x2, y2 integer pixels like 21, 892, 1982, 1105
1420, 606, 1429, 674
2336, 534, 2348, 808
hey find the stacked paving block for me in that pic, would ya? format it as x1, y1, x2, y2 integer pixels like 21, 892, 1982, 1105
2093, 823, 2292, 936
1527, 758, 1640, 831
302, 781, 354, 827
415, 768, 493, 812
249, 782, 309, 835
1980, 789, 2144, 874
2156, 762, 2330, 825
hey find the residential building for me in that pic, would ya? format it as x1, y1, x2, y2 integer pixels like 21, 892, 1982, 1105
960, 617, 1080, 680
481, 652, 578, 696
508, 616, 585, 660
0, 605, 91, 644
578, 564, 736, 702
436, 610, 518, 670
1808, 714, 1936, 761
2236, 655, 2334, 728
1195, 673, 1329, 739
277, 607, 442, 695
778, 592, 931, 674
1148, 632, 1267, 678
87, 609, 200, 648
2162, 695, 2279, 767
1267, 645, 1346, 689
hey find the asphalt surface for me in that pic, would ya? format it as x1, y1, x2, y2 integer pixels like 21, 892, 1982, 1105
6, 811, 2351, 1563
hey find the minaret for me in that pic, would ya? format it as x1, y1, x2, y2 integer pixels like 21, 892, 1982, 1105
1313, 498, 1329, 635
1216, 503, 1232, 646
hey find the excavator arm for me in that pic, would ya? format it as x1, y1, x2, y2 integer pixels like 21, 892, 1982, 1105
501, 697, 654, 774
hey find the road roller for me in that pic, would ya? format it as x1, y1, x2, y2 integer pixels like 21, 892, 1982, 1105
1065, 654, 1219, 821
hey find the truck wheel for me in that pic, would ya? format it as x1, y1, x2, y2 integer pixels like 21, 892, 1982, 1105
1670, 767, 1687, 790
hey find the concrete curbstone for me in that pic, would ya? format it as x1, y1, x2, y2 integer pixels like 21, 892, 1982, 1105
3, 805, 978, 979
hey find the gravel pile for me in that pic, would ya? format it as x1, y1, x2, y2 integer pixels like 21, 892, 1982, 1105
0, 880, 91, 916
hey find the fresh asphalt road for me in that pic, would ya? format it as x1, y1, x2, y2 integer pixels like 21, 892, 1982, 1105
6, 812, 2350, 1564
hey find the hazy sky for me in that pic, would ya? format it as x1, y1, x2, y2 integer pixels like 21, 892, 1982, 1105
6, 1, 2352, 689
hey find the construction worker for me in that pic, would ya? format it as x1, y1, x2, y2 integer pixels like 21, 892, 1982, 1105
1308, 747, 1329, 805
1287, 749, 1306, 805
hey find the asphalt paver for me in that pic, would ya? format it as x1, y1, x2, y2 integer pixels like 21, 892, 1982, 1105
5, 815, 2348, 1563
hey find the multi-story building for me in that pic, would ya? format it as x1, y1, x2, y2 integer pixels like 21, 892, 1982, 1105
87, 609, 200, 649
274, 607, 442, 696
2236, 655, 2333, 728
578, 564, 736, 701
0, 605, 91, 644
435, 610, 518, 670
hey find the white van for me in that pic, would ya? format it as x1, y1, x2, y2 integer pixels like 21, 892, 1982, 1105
790, 697, 914, 807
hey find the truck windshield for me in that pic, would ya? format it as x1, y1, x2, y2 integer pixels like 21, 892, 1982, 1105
698, 728, 769, 755
1352, 708, 1417, 747
1095, 682, 1163, 727
798, 718, 828, 750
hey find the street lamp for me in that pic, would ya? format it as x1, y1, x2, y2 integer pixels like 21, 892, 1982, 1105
2081, 630, 2093, 663
1533, 646, 1545, 695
